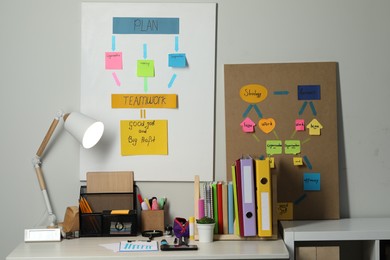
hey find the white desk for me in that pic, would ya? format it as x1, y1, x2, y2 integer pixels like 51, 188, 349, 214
280, 218, 390, 260
7, 236, 289, 260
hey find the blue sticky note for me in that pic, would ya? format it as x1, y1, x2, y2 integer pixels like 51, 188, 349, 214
303, 173, 320, 191
168, 53, 187, 68
298, 85, 321, 100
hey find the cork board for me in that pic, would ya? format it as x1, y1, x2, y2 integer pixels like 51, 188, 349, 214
224, 62, 339, 220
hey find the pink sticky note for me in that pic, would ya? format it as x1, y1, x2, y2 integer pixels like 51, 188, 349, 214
295, 119, 305, 131
105, 52, 123, 70
240, 117, 256, 133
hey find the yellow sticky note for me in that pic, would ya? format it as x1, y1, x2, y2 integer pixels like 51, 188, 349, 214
306, 119, 323, 136
293, 157, 303, 166
111, 94, 177, 109
277, 202, 293, 220
137, 60, 155, 77
121, 120, 168, 155
269, 157, 275, 168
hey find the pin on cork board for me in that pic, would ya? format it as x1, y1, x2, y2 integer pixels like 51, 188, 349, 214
224, 62, 339, 220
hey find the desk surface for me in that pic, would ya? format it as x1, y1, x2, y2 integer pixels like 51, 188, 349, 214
7, 236, 289, 260
281, 218, 390, 241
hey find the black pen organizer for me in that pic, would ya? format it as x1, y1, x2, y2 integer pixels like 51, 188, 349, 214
79, 186, 138, 237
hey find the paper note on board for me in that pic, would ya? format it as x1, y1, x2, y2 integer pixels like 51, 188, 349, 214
120, 120, 168, 155
295, 119, 305, 131
168, 53, 187, 67
137, 60, 155, 77
269, 157, 275, 168
285, 140, 301, 155
259, 118, 275, 134
293, 157, 303, 166
303, 173, 321, 191
112, 94, 177, 109
240, 117, 256, 133
105, 52, 123, 70
266, 140, 282, 155
277, 202, 293, 220
306, 119, 323, 136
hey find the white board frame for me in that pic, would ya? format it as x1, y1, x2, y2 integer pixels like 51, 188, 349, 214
80, 3, 216, 181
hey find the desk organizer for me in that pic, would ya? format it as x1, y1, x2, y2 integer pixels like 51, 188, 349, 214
79, 186, 137, 237
141, 210, 165, 232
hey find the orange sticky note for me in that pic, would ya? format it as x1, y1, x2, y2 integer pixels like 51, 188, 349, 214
259, 118, 276, 134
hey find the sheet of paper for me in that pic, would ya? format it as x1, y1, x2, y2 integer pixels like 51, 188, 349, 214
119, 240, 158, 252
120, 120, 168, 155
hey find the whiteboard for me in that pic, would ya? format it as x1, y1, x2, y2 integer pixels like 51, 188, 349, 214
80, 3, 216, 181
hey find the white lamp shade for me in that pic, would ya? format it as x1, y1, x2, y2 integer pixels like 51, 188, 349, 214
64, 112, 104, 149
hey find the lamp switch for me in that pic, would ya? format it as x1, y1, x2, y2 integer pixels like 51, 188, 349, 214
24, 228, 61, 242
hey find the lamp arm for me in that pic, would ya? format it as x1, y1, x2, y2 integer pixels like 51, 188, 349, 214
32, 111, 65, 228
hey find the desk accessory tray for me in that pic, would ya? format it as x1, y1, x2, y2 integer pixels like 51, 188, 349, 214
79, 186, 137, 237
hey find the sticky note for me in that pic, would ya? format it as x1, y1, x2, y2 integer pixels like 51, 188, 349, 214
259, 118, 276, 134
105, 52, 123, 70
240, 117, 256, 133
137, 60, 155, 77
298, 85, 321, 100
168, 53, 187, 67
120, 120, 168, 155
306, 119, 323, 136
277, 202, 293, 220
285, 140, 301, 155
269, 157, 275, 168
303, 173, 320, 191
266, 140, 282, 155
295, 119, 305, 131
293, 157, 303, 166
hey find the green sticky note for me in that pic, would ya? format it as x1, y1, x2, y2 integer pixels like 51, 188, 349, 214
285, 140, 301, 155
137, 60, 155, 77
266, 140, 282, 155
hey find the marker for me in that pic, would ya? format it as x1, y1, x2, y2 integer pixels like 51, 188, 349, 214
158, 197, 167, 209
137, 194, 143, 205
189, 216, 195, 240
141, 201, 149, 210
151, 198, 159, 210
144, 198, 151, 210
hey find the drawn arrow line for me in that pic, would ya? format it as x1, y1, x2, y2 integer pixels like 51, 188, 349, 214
309, 101, 317, 116
112, 35, 116, 51
303, 155, 313, 169
168, 73, 177, 88
112, 72, 121, 86
143, 43, 147, 59
175, 36, 179, 52
273, 90, 289, 95
298, 101, 308, 115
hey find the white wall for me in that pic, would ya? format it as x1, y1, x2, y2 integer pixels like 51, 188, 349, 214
1, 0, 390, 258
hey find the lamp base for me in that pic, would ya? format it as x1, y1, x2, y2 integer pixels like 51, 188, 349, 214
24, 228, 61, 242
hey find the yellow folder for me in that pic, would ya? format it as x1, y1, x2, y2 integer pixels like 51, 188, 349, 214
255, 158, 272, 237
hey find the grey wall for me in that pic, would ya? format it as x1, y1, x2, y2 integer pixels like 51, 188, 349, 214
1, 0, 390, 258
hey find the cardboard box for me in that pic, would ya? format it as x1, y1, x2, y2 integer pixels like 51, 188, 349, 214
141, 210, 164, 232
296, 246, 339, 260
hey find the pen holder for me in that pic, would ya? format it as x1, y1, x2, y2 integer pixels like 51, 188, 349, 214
141, 210, 165, 232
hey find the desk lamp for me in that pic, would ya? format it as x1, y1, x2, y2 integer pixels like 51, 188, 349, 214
32, 110, 104, 228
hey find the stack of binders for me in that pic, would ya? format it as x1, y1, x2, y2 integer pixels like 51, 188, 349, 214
199, 156, 273, 238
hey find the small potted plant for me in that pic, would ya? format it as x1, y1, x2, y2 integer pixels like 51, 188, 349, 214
196, 216, 215, 243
